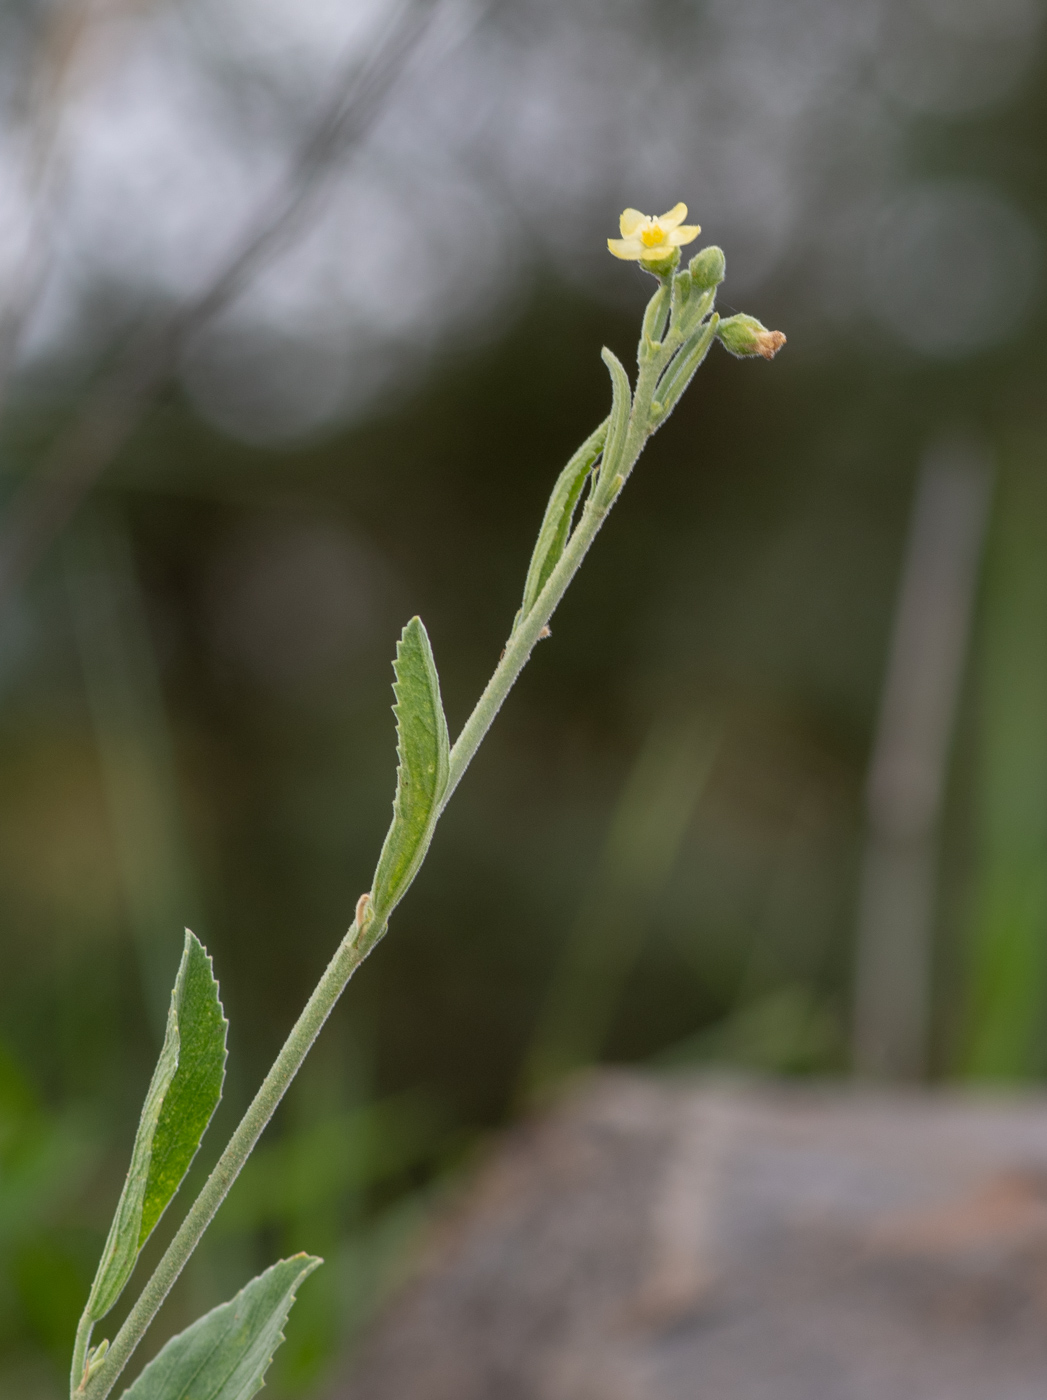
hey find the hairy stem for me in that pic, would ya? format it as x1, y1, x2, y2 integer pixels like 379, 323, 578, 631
80, 279, 694, 1400
70, 1315, 93, 1395
444, 356, 661, 804
80, 930, 364, 1398
445, 493, 608, 805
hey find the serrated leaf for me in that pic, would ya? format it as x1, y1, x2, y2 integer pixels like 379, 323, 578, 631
598, 348, 632, 490
140, 933, 227, 1245
121, 1255, 321, 1400
84, 931, 227, 1322
370, 617, 449, 923
518, 417, 608, 623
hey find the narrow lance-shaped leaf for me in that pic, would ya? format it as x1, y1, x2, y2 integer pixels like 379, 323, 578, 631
370, 617, 449, 924
140, 933, 227, 1244
672, 284, 715, 341
83, 931, 227, 1323
640, 277, 671, 346
518, 417, 608, 624
596, 348, 632, 495
121, 1255, 321, 1400
668, 267, 693, 329
653, 315, 720, 424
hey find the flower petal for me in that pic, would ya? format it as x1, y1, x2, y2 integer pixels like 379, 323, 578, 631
669, 224, 701, 246
619, 208, 647, 238
659, 202, 688, 230
607, 237, 643, 260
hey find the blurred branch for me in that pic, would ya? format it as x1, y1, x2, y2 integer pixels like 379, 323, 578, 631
852, 438, 991, 1079
0, 0, 437, 616
0, 0, 163, 418
64, 505, 205, 1040
0, 0, 106, 408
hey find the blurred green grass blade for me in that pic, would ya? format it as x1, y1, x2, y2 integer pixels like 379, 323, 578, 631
963, 442, 1047, 1077
371, 617, 449, 923
84, 930, 226, 1321
0, 1038, 100, 1250
651, 986, 842, 1075
519, 418, 608, 623
140, 931, 227, 1244
121, 1254, 321, 1400
66, 506, 208, 1040
521, 711, 722, 1097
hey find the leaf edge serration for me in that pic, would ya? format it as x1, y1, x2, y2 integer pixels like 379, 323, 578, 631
120, 1253, 322, 1400
369, 615, 450, 925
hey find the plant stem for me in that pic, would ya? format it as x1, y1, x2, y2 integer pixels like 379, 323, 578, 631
443, 361, 658, 806
70, 1314, 93, 1395
78, 500, 613, 1397
81, 306, 677, 1399
81, 930, 364, 1399
443, 498, 606, 805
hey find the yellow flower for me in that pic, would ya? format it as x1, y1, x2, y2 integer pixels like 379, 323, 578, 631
607, 203, 701, 263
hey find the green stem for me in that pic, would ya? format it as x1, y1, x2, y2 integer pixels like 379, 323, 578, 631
443, 502, 601, 804
444, 363, 659, 805
78, 509, 617, 1398
70, 1315, 93, 1395
80, 280, 697, 1400
81, 929, 365, 1399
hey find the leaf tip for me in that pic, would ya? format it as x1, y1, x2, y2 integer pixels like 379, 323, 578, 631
288, 1253, 324, 1295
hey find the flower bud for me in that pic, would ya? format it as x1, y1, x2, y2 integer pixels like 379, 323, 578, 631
717, 313, 786, 360
688, 245, 726, 291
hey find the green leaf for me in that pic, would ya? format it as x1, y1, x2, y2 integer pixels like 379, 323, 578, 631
597, 348, 632, 491
653, 315, 720, 424
518, 418, 608, 623
640, 278, 671, 346
370, 617, 449, 923
84, 931, 227, 1322
121, 1255, 321, 1400
673, 283, 715, 340
140, 933, 227, 1245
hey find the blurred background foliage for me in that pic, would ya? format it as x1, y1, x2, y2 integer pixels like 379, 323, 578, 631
1, 0, 1046, 1393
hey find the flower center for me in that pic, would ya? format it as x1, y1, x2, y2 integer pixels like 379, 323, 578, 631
640, 221, 667, 247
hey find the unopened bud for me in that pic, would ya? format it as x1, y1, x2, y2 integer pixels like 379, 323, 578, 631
717, 313, 786, 360
688, 245, 726, 291
83, 1340, 109, 1386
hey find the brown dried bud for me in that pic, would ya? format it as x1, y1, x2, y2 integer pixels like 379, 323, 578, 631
754, 329, 786, 359
717, 313, 786, 360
